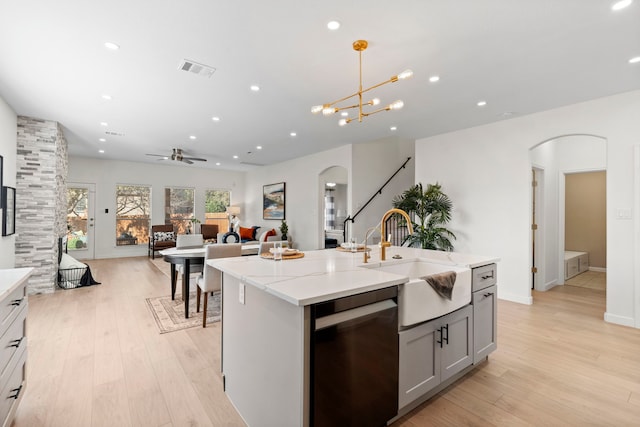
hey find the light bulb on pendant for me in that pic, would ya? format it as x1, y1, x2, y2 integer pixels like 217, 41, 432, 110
323, 107, 336, 116
389, 100, 404, 110
311, 105, 323, 114
339, 118, 349, 126
397, 69, 413, 80
371, 98, 381, 106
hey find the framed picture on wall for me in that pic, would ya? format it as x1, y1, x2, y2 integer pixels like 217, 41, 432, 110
263, 182, 285, 220
2, 186, 15, 236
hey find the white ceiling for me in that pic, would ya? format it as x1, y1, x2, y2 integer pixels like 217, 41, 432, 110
1, 1, 638, 171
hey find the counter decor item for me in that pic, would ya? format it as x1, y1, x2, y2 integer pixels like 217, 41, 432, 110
279, 219, 288, 240
260, 248, 304, 260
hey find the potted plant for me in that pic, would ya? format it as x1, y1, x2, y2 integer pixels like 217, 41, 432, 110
280, 220, 289, 241
392, 182, 456, 251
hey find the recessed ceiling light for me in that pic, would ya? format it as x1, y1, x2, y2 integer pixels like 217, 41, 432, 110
98, 149, 105, 154
256, 146, 262, 150
341, 112, 349, 117
233, 155, 239, 159
212, 116, 220, 122
216, 162, 221, 166
629, 56, 640, 64
250, 85, 260, 92
390, 126, 397, 131
101, 94, 112, 100
477, 101, 487, 107
99, 138, 106, 142
429, 75, 440, 83
100, 122, 108, 126
104, 42, 120, 50
327, 21, 340, 30
189, 135, 196, 140
290, 132, 297, 137
612, 0, 633, 11
326, 182, 337, 187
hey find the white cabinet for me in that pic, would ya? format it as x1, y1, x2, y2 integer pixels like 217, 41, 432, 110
564, 251, 588, 280
0, 268, 31, 427
398, 305, 472, 409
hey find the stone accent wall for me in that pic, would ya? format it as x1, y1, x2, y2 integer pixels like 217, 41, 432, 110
15, 116, 68, 294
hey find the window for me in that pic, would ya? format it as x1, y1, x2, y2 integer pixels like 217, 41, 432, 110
165, 187, 195, 234
205, 189, 231, 232
116, 185, 151, 245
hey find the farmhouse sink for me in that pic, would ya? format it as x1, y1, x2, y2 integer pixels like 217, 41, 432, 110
362, 259, 472, 327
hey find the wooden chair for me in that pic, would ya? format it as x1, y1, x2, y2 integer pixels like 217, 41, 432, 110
148, 224, 176, 259
196, 243, 242, 327
200, 224, 219, 242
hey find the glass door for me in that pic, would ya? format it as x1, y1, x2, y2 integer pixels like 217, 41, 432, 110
66, 183, 95, 259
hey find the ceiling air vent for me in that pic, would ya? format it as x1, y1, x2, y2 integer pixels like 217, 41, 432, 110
104, 131, 125, 137
240, 161, 264, 166
178, 59, 216, 78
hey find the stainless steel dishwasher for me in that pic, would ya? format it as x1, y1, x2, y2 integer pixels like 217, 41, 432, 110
310, 287, 398, 427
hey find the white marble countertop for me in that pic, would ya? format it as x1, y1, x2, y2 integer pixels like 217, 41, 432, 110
0, 268, 34, 298
210, 246, 498, 306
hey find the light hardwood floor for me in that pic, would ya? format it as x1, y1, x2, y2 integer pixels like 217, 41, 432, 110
14, 257, 640, 426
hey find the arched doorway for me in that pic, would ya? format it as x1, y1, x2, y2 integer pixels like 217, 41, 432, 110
318, 166, 348, 249
529, 135, 607, 304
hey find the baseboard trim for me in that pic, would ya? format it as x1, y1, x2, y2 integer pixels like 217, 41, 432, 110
589, 266, 607, 273
604, 312, 635, 328
498, 292, 533, 305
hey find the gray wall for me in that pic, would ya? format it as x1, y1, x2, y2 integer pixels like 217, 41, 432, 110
16, 116, 68, 294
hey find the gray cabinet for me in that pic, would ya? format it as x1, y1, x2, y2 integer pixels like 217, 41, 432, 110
398, 305, 472, 409
471, 263, 497, 364
0, 269, 30, 427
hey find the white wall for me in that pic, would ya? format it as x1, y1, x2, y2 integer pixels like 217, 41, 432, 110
415, 90, 640, 328
0, 97, 16, 268
351, 137, 415, 242
531, 135, 607, 290
244, 145, 351, 250
68, 157, 245, 259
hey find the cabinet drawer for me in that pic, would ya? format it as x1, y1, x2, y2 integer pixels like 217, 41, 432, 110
0, 283, 26, 335
565, 258, 579, 280
0, 305, 26, 387
472, 264, 497, 292
578, 254, 589, 273
0, 346, 26, 426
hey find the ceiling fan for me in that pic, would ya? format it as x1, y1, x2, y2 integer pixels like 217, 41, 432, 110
146, 148, 207, 164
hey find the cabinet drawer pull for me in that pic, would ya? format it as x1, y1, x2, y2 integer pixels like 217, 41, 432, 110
483, 292, 494, 298
443, 324, 449, 345
9, 337, 24, 348
437, 327, 443, 348
9, 385, 22, 400
11, 298, 24, 307
481, 272, 494, 280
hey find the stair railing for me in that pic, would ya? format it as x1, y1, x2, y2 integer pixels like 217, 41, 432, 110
343, 156, 412, 242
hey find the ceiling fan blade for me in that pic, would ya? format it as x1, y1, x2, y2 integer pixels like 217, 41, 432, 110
182, 157, 207, 162
146, 153, 166, 157
182, 159, 194, 164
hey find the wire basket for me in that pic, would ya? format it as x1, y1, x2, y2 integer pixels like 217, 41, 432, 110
57, 267, 87, 289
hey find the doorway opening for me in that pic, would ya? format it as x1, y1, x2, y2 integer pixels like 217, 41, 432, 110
319, 166, 348, 249
529, 135, 607, 311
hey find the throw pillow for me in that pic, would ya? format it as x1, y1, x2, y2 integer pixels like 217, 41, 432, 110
264, 228, 277, 241
251, 225, 261, 240
154, 231, 175, 242
239, 226, 254, 240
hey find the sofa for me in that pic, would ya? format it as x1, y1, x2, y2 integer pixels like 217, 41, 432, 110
218, 226, 291, 247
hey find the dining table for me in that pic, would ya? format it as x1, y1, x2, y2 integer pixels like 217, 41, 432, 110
159, 244, 260, 318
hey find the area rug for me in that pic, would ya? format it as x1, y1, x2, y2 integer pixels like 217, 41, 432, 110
147, 257, 220, 333
146, 291, 221, 333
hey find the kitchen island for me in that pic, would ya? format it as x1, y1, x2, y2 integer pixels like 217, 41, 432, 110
210, 246, 498, 427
